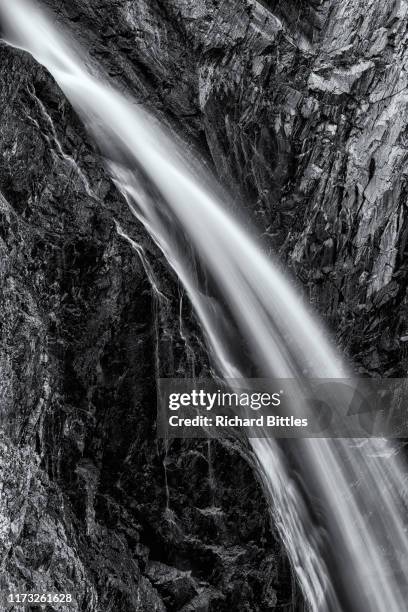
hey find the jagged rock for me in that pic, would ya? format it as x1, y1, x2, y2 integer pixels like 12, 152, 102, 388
146, 561, 198, 609
179, 586, 225, 612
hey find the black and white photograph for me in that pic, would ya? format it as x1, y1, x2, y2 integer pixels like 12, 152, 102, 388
1, 0, 408, 610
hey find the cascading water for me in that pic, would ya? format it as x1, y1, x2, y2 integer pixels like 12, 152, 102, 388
2, 1, 408, 610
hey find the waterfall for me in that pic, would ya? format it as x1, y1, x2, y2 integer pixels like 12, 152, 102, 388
2, 1, 408, 610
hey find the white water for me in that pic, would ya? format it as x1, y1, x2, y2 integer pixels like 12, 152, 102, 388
2, 1, 408, 609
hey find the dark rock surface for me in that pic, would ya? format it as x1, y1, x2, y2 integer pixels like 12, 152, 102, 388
1, 0, 407, 610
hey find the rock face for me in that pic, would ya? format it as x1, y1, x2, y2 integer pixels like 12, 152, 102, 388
41, 0, 408, 375
0, 0, 407, 610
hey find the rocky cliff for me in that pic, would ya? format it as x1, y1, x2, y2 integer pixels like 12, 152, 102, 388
0, 0, 407, 610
